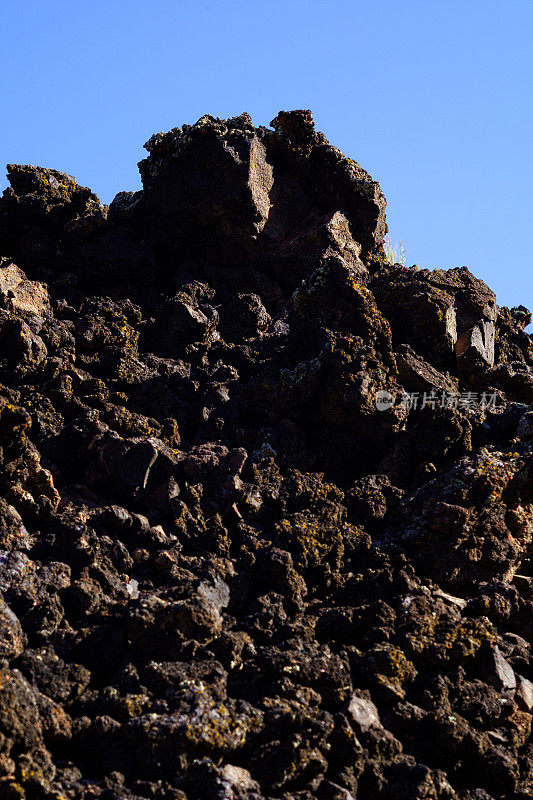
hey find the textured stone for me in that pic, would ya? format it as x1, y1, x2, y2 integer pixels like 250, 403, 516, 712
0, 260, 51, 317
0, 109, 532, 800
347, 692, 382, 732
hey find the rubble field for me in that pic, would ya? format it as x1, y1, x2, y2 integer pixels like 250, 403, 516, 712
0, 110, 532, 800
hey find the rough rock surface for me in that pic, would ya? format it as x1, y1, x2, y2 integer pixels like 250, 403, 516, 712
0, 110, 531, 800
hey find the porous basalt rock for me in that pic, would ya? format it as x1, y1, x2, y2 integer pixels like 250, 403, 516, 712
0, 110, 531, 800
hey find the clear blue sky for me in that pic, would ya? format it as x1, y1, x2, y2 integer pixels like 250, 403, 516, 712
1, 0, 532, 317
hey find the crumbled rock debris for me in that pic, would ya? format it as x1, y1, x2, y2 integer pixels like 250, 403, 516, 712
0, 110, 532, 799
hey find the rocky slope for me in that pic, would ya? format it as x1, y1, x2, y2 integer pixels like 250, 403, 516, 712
0, 110, 532, 800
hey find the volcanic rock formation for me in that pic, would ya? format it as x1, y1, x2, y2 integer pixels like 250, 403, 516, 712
0, 110, 532, 800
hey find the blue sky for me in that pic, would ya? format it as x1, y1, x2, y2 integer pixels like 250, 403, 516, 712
1, 0, 532, 317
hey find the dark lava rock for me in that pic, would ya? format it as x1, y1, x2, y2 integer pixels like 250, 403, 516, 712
0, 110, 532, 799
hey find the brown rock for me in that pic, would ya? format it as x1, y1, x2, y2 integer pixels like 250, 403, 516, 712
0, 260, 51, 317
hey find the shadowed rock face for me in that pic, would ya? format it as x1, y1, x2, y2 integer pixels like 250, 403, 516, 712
0, 110, 532, 800
137, 111, 387, 292
372, 265, 499, 371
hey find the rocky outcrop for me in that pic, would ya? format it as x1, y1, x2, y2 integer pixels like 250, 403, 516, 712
0, 110, 531, 800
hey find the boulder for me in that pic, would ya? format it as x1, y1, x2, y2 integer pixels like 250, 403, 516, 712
0, 260, 51, 317
372, 264, 498, 373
